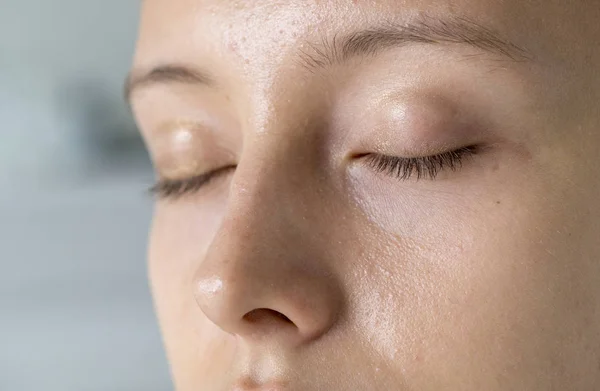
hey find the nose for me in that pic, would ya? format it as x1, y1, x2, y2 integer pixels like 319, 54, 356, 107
193, 161, 343, 346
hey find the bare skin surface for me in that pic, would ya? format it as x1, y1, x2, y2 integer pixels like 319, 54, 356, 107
129, 1, 600, 390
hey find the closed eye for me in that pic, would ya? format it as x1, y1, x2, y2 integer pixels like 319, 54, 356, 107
363, 145, 479, 180
150, 165, 236, 199
150, 146, 478, 199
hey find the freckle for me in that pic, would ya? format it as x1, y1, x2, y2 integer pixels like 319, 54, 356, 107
496, 201, 501, 205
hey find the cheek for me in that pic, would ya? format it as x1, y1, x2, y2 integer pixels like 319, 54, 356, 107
148, 197, 236, 389
345, 165, 585, 384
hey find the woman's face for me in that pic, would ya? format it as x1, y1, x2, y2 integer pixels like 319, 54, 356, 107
129, 1, 600, 390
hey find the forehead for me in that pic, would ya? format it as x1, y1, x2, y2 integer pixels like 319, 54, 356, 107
132, 0, 590, 106
134, 0, 530, 68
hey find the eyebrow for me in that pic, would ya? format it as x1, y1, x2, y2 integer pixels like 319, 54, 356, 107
125, 65, 214, 101
125, 15, 531, 101
298, 15, 532, 72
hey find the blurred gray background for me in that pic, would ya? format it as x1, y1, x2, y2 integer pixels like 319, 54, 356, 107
1, 1, 173, 390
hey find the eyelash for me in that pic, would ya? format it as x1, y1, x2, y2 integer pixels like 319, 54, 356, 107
150, 146, 479, 199
149, 165, 236, 199
364, 145, 479, 181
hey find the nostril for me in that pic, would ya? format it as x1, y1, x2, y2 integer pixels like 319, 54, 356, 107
243, 308, 294, 325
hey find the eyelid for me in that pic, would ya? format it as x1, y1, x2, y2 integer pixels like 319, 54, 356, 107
150, 122, 218, 177
150, 165, 236, 199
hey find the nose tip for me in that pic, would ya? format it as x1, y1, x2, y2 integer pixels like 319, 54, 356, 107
194, 264, 341, 346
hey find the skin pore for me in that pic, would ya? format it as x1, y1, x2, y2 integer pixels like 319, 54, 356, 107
129, 1, 600, 390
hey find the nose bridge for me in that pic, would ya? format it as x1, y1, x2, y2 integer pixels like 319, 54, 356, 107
230, 142, 300, 229
212, 150, 303, 278
208, 88, 315, 280
227, 101, 320, 235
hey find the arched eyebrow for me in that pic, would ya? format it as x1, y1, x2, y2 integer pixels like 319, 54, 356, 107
125, 15, 532, 102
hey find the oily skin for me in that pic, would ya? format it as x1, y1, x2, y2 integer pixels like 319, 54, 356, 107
130, 1, 600, 390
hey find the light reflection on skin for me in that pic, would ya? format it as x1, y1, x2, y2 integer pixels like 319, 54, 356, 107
128, 1, 600, 390
197, 277, 224, 297
174, 127, 193, 145
151, 120, 237, 180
